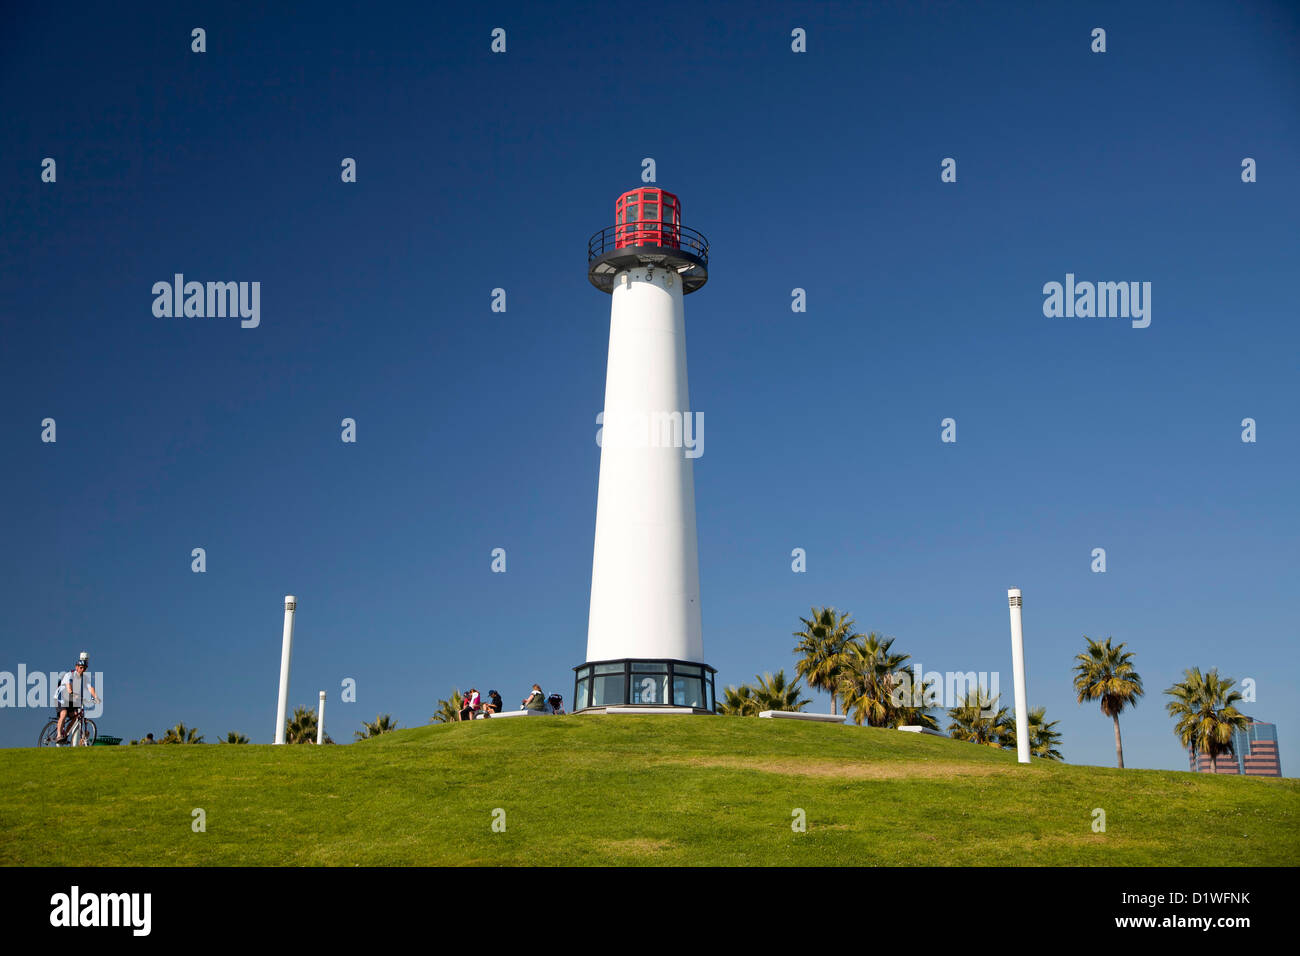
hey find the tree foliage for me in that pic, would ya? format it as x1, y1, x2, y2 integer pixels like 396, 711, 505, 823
160, 722, 204, 744
1164, 667, 1249, 773
432, 689, 464, 724
946, 689, 1012, 747
792, 607, 859, 715
1072, 635, 1144, 768
355, 714, 399, 741
285, 705, 333, 744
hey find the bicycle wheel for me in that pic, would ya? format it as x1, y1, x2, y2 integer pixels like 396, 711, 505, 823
73, 718, 97, 747
38, 719, 60, 747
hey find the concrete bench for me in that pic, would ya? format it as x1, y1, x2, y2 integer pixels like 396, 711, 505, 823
897, 725, 946, 737
602, 706, 697, 715
759, 711, 845, 723
486, 709, 550, 718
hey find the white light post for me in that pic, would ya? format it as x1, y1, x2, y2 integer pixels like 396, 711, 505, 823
274, 595, 296, 745
1008, 588, 1030, 764
316, 690, 326, 745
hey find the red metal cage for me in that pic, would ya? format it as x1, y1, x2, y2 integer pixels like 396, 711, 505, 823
614, 187, 681, 249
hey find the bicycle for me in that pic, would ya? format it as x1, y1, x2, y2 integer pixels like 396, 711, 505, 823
38, 706, 97, 747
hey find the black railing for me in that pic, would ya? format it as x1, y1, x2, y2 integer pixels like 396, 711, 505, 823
587, 223, 709, 267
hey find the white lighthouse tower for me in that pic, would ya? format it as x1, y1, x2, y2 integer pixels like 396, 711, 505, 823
573, 186, 716, 713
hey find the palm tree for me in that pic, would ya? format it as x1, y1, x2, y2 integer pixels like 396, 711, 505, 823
160, 722, 204, 744
284, 705, 334, 744
719, 683, 758, 716
1164, 668, 1250, 773
355, 714, 399, 741
838, 633, 911, 727
893, 670, 941, 731
1005, 706, 1064, 760
1072, 635, 1144, 768
431, 689, 464, 724
221, 731, 249, 744
792, 607, 859, 715
946, 689, 1012, 747
751, 671, 811, 713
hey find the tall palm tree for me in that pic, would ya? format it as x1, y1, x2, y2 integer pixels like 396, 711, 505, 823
946, 689, 1012, 747
719, 683, 758, 716
221, 731, 250, 744
838, 633, 911, 727
1072, 636, 1144, 768
1004, 706, 1064, 760
751, 671, 811, 713
354, 714, 399, 741
792, 607, 860, 715
160, 722, 204, 744
431, 689, 464, 724
1164, 667, 1250, 773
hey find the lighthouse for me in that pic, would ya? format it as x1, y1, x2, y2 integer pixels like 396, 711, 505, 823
572, 187, 716, 713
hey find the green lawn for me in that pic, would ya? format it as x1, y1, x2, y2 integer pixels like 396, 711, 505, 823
2, 716, 1295, 866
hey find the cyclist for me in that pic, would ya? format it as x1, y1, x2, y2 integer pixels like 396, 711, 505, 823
55, 652, 100, 744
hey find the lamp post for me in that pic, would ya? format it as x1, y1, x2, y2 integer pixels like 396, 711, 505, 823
273, 595, 296, 745
1008, 588, 1030, 764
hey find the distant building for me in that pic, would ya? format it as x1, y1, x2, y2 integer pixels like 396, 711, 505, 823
1188, 717, 1281, 777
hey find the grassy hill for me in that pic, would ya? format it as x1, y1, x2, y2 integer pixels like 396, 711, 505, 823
2, 716, 1296, 866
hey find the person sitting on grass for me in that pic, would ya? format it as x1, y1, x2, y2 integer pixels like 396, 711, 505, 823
459, 688, 481, 722
522, 684, 545, 712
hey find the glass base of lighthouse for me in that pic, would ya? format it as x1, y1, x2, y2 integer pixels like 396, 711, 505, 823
572, 659, 717, 713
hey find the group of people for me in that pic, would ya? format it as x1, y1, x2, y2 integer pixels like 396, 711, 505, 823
457, 683, 562, 720
458, 688, 504, 720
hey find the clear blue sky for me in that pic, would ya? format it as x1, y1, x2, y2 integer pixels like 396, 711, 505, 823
2, 1, 1296, 773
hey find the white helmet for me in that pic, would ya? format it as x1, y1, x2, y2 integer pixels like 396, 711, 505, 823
78, 651, 89, 665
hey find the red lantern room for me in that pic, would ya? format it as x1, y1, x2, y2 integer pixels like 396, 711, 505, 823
614, 187, 681, 250
588, 187, 709, 295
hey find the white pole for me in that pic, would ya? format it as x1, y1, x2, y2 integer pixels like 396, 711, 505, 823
1008, 588, 1030, 764
274, 595, 296, 745
316, 690, 326, 745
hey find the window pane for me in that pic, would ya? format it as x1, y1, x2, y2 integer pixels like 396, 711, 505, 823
632, 674, 669, 704
626, 202, 639, 221
592, 674, 625, 707
643, 202, 658, 221
674, 664, 702, 677
673, 676, 703, 709
574, 678, 589, 710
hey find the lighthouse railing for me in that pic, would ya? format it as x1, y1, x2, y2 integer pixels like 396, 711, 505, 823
588, 224, 709, 266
